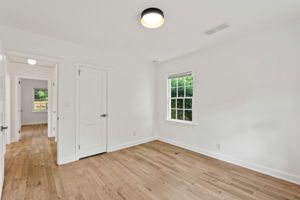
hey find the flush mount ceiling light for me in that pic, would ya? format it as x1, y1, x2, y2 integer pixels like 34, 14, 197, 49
141, 8, 164, 29
27, 59, 37, 65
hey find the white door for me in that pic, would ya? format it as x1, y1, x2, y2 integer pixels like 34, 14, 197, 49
0, 41, 6, 197
78, 66, 107, 159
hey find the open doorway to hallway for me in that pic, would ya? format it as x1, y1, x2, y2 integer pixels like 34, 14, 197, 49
0, 49, 61, 198
19, 78, 49, 140
5, 51, 59, 164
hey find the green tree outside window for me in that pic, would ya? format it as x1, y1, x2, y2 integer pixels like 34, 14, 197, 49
169, 75, 193, 122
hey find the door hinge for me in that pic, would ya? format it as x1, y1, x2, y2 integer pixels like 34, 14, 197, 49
78, 144, 80, 150
18, 81, 21, 85
53, 82, 55, 86
78, 69, 81, 76
57, 116, 59, 120
19, 130, 21, 134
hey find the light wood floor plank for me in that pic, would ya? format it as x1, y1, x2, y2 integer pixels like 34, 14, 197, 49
2, 124, 300, 200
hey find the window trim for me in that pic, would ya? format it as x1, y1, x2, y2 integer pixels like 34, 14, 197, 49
166, 72, 195, 124
165, 118, 198, 126
32, 88, 48, 113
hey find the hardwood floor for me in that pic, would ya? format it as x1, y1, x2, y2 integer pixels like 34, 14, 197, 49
2, 124, 300, 200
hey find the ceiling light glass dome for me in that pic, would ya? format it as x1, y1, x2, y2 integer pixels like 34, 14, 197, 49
141, 8, 164, 29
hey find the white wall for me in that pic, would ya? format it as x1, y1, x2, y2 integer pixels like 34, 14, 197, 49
20, 79, 48, 125
156, 20, 300, 184
0, 25, 156, 164
8, 62, 54, 142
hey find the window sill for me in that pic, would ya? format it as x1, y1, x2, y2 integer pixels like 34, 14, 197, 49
165, 119, 197, 126
32, 111, 48, 113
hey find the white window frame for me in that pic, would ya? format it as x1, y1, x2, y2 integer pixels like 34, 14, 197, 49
32, 88, 48, 113
167, 72, 195, 124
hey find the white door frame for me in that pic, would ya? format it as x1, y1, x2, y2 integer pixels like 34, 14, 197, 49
6, 50, 60, 165
75, 62, 109, 160
4, 74, 10, 145
0, 41, 6, 200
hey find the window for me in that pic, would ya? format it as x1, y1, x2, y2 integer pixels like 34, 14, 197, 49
33, 88, 48, 112
168, 72, 193, 122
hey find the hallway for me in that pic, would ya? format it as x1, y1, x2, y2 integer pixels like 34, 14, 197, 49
2, 124, 57, 199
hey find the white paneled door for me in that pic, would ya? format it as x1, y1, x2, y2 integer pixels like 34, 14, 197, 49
0, 41, 6, 197
77, 66, 107, 159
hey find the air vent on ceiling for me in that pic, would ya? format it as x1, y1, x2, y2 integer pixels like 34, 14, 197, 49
204, 23, 230, 36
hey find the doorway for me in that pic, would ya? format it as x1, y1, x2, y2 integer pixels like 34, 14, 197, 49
6, 51, 59, 163
18, 78, 49, 140
15, 77, 57, 143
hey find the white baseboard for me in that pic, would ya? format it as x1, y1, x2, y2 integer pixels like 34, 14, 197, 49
108, 137, 156, 152
21, 122, 47, 126
158, 136, 300, 185
57, 155, 78, 165
57, 137, 156, 165
10, 137, 19, 143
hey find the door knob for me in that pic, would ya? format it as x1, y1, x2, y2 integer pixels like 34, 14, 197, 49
100, 114, 108, 118
1, 126, 8, 132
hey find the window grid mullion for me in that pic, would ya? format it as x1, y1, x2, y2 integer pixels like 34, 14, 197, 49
169, 75, 193, 122
183, 77, 186, 120
176, 78, 178, 119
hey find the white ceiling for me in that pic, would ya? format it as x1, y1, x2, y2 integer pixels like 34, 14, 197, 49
0, 0, 300, 62
8, 55, 56, 68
